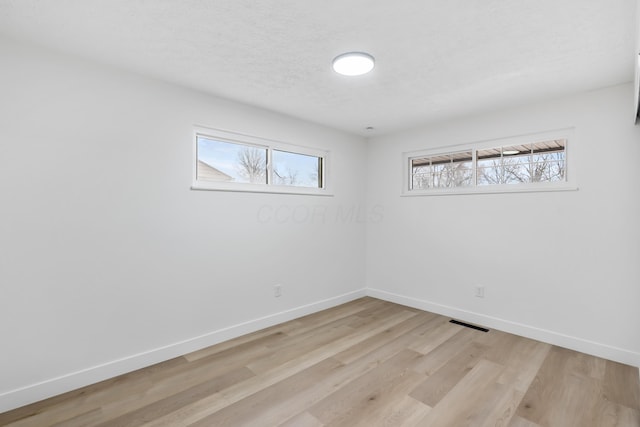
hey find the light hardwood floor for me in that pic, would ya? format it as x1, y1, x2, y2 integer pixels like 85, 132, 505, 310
1, 297, 639, 426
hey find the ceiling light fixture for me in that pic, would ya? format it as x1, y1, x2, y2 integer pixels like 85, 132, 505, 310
332, 52, 375, 76
503, 150, 520, 155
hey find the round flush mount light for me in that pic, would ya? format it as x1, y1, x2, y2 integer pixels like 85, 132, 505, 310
332, 52, 375, 76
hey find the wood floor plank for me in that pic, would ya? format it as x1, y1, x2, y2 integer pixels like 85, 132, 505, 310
594, 403, 640, 427
410, 326, 481, 376
50, 408, 104, 427
603, 359, 640, 410
246, 324, 355, 375
407, 317, 462, 355
482, 330, 539, 367
266, 316, 449, 426
331, 373, 428, 427
509, 415, 543, 427
1, 298, 639, 427
415, 358, 506, 426
277, 411, 324, 427
209, 315, 434, 427
475, 384, 525, 427
373, 395, 431, 427
308, 349, 425, 425
289, 297, 383, 335
471, 361, 531, 427
578, 379, 636, 427
140, 308, 418, 427
93, 366, 255, 427
515, 346, 573, 425
190, 358, 344, 427
347, 298, 409, 319
565, 349, 607, 381
407, 312, 450, 337
72, 344, 270, 426
515, 346, 628, 427
185, 297, 381, 361
344, 302, 421, 329
333, 310, 435, 365
496, 340, 551, 393
0, 356, 190, 427
8, 336, 273, 427
410, 341, 489, 406
184, 329, 291, 362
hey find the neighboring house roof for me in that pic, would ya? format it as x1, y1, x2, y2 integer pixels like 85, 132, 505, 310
197, 160, 234, 182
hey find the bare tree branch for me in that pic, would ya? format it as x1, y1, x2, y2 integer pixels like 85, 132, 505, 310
237, 147, 266, 183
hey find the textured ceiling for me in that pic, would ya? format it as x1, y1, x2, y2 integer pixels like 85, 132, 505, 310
0, 0, 637, 136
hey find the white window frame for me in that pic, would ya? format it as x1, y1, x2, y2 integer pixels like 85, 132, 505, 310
402, 128, 578, 196
192, 126, 332, 196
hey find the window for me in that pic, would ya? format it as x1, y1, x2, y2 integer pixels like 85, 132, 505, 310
404, 130, 575, 195
193, 127, 329, 195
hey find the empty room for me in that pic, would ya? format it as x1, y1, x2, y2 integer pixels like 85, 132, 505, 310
1, 1, 640, 426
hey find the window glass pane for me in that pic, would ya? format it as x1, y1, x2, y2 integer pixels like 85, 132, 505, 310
533, 152, 564, 162
411, 163, 430, 189
272, 150, 322, 188
197, 135, 267, 184
476, 158, 500, 168
446, 158, 473, 187
530, 142, 565, 182
477, 141, 566, 186
477, 165, 505, 185
505, 166, 526, 184
504, 155, 530, 166
477, 157, 504, 185
476, 168, 491, 185
531, 160, 565, 182
411, 152, 472, 189
502, 156, 530, 184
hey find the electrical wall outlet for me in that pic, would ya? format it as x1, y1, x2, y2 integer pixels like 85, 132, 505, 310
475, 286, 485, 298
274, 284, 282, 297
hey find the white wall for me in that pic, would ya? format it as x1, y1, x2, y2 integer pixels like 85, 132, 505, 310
0, 36, 367, 412
366, 83, 640, 367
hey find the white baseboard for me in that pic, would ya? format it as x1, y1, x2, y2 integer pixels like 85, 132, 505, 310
0, 288, 367, 414
367, 288, 640, 368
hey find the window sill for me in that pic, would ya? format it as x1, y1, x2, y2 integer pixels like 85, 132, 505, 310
401, 184, 579, 197
191, 182, 334, 196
